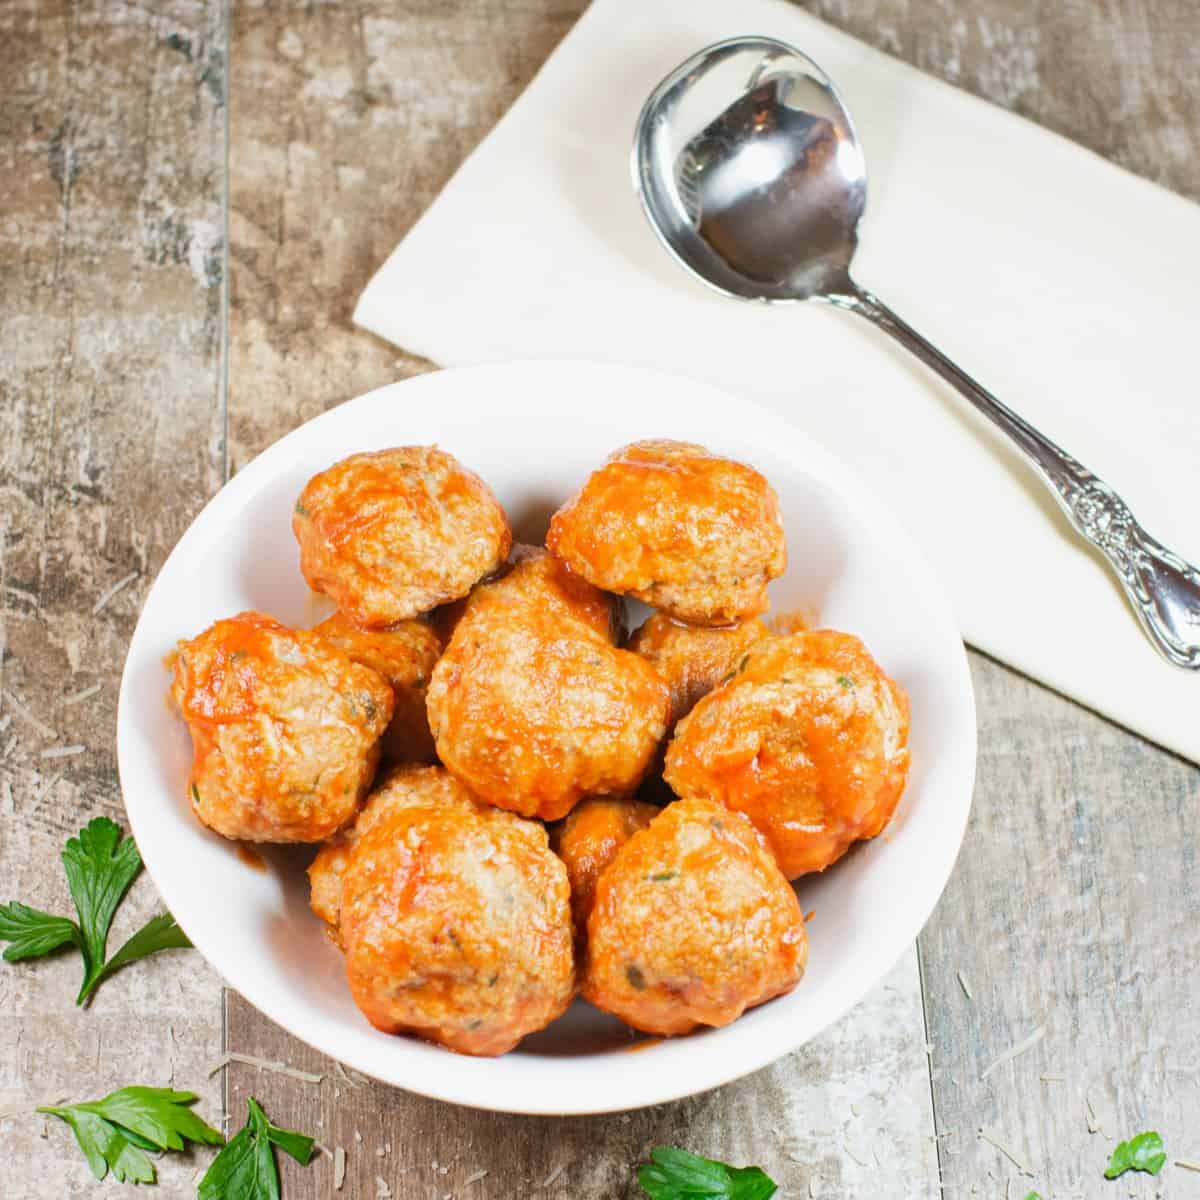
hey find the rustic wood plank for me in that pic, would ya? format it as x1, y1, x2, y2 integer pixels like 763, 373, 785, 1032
0, 1, 227, 1195
224, 2, 938, 1196
225, 956, 939, 1199
798, 0, 1200, 200
918, 654, 1200, 1197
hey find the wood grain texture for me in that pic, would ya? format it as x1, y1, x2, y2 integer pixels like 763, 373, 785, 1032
797, 0, 1200, 199
225, 955, 938, 1200
0, 1, 227, 1196
919, 654, 1200, 1198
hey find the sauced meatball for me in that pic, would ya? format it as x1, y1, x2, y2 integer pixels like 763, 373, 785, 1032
551, 797, 658, 945
426, 552, 669, 821
313, 612, 442, 764
547, 440, 786, 626
310, 766, 574, 1057
293, 446, 511, 627
582, 796, 806, 1035
627, 613, 770, 729
170, 612, 393, 843
664, 630, 910, 878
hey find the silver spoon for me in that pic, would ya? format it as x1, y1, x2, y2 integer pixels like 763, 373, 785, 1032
633, 35, 1200, 669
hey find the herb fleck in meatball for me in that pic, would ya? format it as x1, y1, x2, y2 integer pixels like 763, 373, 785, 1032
551, 797, 658, 947
314, 612, 442, 764
170, 611, 393, 843
664, 630, 910, 878
547, 440, 786, 626
293, 446, 511, 627
426, 552, 669, 821
582, 796, 806, 1035
309, 766, 574, 1056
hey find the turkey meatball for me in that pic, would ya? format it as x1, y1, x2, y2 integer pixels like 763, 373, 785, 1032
293, 446, 511, 627
426, 551, 669, 821
664, 630, 910, 878
582, 796, 806, 1035
551, 797, 658, 945
313, 612, 442, 764
627, 613, 770, 729
170, 611, 393, 843
547, 440, 786, 626
310, 765, 574, 1056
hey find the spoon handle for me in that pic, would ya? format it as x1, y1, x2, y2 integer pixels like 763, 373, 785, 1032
831, 281, 1200, 669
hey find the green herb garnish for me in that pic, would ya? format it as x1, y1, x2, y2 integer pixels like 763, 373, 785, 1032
1104, 1131, 1166, 1179
198, 1097, 315, 1199
0, 817, 191, 1004
39, 1086, 222, 1185
637, 1147, 777, 1200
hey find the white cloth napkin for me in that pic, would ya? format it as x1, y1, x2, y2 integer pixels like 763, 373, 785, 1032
356, 0, 1200, 764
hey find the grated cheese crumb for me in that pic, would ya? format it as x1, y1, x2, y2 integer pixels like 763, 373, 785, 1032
206, 1051, 324, 1084
62, 683, 102, 707
33, 772, 64, 805
981, 1026, 1044, 1080
375, 1175, 391, 1198
40, 744, 85, 760
334, 1146, 346, 1190
463, 1170, 488, 1186
1176, 1160, 1200, 1172
977, 1127, 1034, 1175
542, 1163, 565, 1187
92, 571, 138, 615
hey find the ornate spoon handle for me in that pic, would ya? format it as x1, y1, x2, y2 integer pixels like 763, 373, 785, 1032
830, 280, 1200, 669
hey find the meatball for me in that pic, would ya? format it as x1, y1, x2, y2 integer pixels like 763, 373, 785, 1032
426, 551, 669, 821
293, 446, 511, 627
551, 797, 658, 945
664, 630, 910, 878
170, 611, 393, 843
313, 612, 442, 764
582, 796, 806, 1035
311, 765, 574, 1056
546, 439, 786, 626
627, 613, 770, 729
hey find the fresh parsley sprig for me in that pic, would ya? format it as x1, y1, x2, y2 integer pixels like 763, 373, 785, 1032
38, 1087, 223, 1185
1104, 1130, 1166, 1179
637, 1147, 777, 1200
0, 816, 190, 1004
198, 1097, 315, 1200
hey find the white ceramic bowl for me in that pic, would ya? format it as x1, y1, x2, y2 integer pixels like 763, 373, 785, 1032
118, 361, 976, 1115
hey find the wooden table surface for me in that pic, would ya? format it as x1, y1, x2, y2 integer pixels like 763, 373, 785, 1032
2, 2, 1198, 1197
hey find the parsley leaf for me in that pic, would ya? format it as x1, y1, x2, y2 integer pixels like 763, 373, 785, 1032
1024, 1192, 1043, 1200
38, 1086, 222, 1185
637, 1147, 777, 1200
0, 817, 191, 1005
90, 912, 192, 993
198, 1097, 315, 1200
0, 901, 81, 961
1104, 1130, 1166, 1179
62, 817, 144, 1001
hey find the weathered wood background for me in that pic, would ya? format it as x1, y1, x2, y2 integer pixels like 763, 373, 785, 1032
2, 0, 1198, 1197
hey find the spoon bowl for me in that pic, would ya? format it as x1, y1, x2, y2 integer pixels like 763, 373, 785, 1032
634, 37, 865, 301
633, 36, 1200, 669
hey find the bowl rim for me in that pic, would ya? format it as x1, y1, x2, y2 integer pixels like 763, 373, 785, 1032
117, 358, 977, 1115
